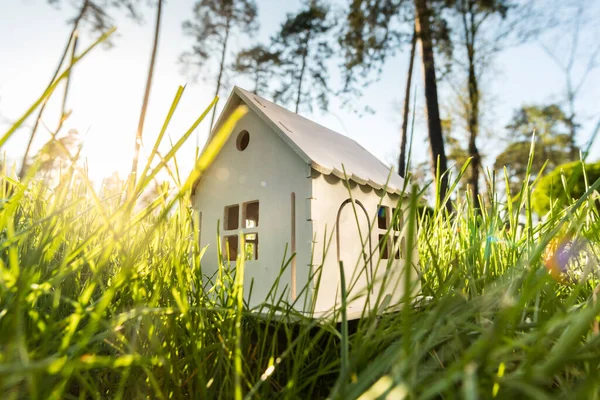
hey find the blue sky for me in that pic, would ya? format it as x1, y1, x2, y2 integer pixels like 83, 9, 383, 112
1, 0, 599, 184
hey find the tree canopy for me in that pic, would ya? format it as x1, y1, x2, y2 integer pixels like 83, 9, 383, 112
232, 45, 282, 96
495, 104, 578, 195
271, 0, 335, 113
531, 160, 600, 215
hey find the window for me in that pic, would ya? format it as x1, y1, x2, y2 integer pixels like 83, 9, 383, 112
400, 236, 406, 259
392, 208, 403, 231
243, 201, 259, 228
236, 130, 250, 151
224, 204, 239, 230
379, 234, 390, 260
391, 208, 404, 259
244, 233, 259, 260
391, 235, 405, 260
223, 235, 238, 261
377, 205, 404, 260
222, 200, 260, 261
377, 206, 389, 229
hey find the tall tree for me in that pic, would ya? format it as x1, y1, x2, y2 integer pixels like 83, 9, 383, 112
48, 0, 143, 34
129, 0, 163, 187
539, 0, 600, 160
442, 0, 547, 206
414, 0, 450, 206
271, 0, 334, 114
340, 0, 407, 93
19, 0, 143, 180
232, 45, 282, 96
340, 0, 451, 206
340, 0, 414, 175
398, 25, 417, 178
182, 0, 258, 134
444, 0, 513, 206
443, 115, 476, 193
495, 104, 577, 195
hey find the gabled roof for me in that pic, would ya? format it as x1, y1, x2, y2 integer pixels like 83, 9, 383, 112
207, 86, 406, 195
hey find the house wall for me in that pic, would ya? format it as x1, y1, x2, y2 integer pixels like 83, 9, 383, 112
310, 172, 420, 319
193, 111, 313, 311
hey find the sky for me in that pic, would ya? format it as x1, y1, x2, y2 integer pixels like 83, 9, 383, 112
1, 0, 599, 185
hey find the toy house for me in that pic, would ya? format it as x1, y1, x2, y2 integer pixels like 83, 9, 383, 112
191, 86, 420, 320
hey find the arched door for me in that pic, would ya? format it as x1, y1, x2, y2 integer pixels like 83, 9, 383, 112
335, 199, 373, 305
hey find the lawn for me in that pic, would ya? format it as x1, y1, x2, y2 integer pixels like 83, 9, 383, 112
2, 37, 600, 400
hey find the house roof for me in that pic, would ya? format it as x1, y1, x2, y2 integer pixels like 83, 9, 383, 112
205, 86, 407, 195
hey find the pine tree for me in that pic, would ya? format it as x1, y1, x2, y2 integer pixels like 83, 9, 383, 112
271, 0, 334, 114
443, 0, 516, 207
414, 0, 450, 207
129, 0, 163, 188
47, 0, 143, 34
182, 0, 258, 134
495, 104, 577, 195
232, 45, 282, 96
340, 0, 451, 206
20, 0, 144, 180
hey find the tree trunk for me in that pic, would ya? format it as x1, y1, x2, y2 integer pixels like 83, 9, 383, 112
56, 34, 79, 135
464, 4, 481, 207
19, 0, 88, 180
295, 56, 306, 113
567, 96, 578, 159
254, 69, 260, 95
467, 60, 481, 206
208, 23, 231, 133
130, 0, 163, 185
414, 0, 449, 208
399, 26, 417, 178
295, 31, 311, 114
294, 0, 317, 114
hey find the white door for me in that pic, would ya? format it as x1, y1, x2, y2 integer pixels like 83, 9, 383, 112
335, 199, 373, 308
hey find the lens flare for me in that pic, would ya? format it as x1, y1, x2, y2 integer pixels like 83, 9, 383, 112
543, 233, 589, 283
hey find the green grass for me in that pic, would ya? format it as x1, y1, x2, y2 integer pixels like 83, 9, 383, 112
3, 36, 600, 399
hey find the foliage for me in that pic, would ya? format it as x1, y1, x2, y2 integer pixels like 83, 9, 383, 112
47, 0, 144, 35
440, 0, 514, 203
4, 134, 600, 398
495, 104, 578, 195
539, 0, 600, 160
180, 0, 258, 121
5, 52, 600, 397
339, 0, 408, 92
232, 45, 282, 96
271, 0, 335, 113
181, 0, 258, 73
339, 0, 453, 91
532, 160, 600, 216
443, 118, 471, 182
20, 0, 142, 180
5, 5, 600, 398
181, 0, 258, 132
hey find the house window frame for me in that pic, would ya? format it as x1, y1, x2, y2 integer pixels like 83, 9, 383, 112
242, 200, 259, 228
376, 205, 405, 260
222, 200, 260, 262
223, 234, 239, 262
224, 204, 240, 231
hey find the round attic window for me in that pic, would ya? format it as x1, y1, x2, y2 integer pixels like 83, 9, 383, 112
236, 130, 250, 151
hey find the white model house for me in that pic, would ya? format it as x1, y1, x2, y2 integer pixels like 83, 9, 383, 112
192, 86, 420, 320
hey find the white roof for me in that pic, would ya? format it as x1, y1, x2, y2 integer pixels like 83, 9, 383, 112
209, 86, 406, 195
